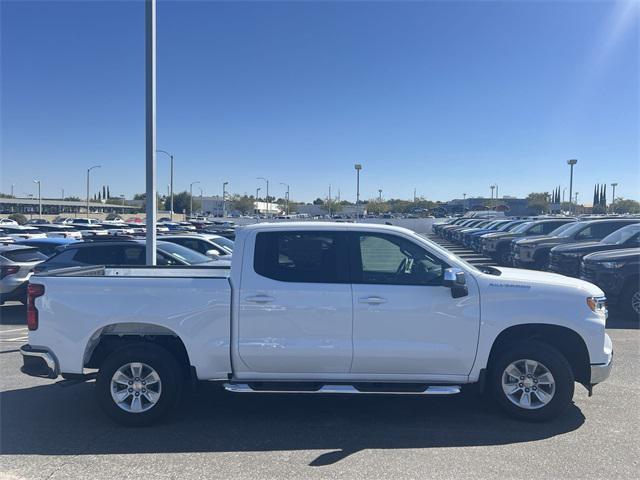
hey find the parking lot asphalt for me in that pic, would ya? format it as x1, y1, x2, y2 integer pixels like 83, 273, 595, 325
2, 246, 639, 480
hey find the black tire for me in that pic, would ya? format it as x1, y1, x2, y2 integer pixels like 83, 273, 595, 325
620, 281, 640, 322
489, 340, 574, 422
96, 343, 183, 426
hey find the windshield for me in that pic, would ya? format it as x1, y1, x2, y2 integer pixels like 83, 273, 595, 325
601, 224, 640, 245
550, 222, 582, 237
210, 236, 234, 253
157, 242, 212, 264
512, 222, 533, 233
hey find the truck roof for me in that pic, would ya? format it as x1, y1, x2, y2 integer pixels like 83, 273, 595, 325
240, 221, 414, 235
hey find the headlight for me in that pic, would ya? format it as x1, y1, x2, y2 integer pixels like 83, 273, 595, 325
601, 261, 624, 269
587, 296, 607, 317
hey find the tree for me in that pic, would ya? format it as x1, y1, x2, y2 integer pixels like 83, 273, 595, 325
107, 186, 111, 199
312, 198, 324, 205
133, 193, 146, 200
8, 213, 27, 225
366, 199, 390, 215
166, 191, 200, 214
612, 198, 640, 214
64, 196, 81, 201
526, 192, 549, 214
230, 194, 255, 215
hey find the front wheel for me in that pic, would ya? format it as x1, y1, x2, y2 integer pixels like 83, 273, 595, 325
620, 281, 640, 321
95, 343, 183, 426
490, 341, 574, 422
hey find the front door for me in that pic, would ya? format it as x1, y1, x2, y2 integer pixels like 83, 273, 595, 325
237, 229, 353, 374
349, 232, 480, 376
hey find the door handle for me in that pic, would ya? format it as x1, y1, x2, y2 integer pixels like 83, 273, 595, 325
245, 295, 275, 304
359, 296, 387, 305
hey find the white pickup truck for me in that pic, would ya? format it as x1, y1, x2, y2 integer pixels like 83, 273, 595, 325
20, 223, 612, 425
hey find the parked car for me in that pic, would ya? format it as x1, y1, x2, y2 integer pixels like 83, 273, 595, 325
442, 219, 488, 241
21, 223, 611, 426
0, 225, 47, 240
450, 220, 494, 243
36, 240, 230, 273
459, 219, 514, 248
513, 219, 639, 270
0, 245, 48, 303
581, 248, 639, 320
481, 219, 576, 266
16, 238, 80, 257
468, 220, 529, 252
549, 224, 640, 277
0, 218, 19, 225
66, 218, 103, 227
160, 234, 234, 259
26, 223, 83, 240
25, 219, 50, 225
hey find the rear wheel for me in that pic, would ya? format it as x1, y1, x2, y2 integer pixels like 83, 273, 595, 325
96, 343, 183, 426
620, 281, 640, 322
490, 341, 574, 422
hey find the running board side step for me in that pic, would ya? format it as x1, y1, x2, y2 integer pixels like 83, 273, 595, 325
223, 383, 461, 395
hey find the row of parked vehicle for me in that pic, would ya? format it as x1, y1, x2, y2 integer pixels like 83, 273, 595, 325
433, 215, 640, 319
0, 217, 237, 305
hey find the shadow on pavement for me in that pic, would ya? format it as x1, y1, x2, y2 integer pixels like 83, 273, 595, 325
0, 382, 585, 466
0, 303, 25, 325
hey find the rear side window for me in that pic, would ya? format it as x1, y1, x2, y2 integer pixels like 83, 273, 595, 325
542, 222, 567, 234
527, 223, 546, 234
254, 231, 348, 283
74, 245, 129, 265
2, 249, 47, 262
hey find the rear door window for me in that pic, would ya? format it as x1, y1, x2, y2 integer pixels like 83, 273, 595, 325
2, 248, 47, 262
254, 231, 348, 283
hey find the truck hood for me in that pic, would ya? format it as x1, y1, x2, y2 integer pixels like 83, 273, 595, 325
583, 247, 640, 263
489, 266, 602, 294
516, 235, 559, 246
552, 241, 622, 256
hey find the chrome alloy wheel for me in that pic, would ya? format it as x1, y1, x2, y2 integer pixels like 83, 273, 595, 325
632, 291, 640, 315
501, 359, 555, 410
110, 362, 162, 413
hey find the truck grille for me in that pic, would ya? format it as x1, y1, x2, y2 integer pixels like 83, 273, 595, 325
580, 262, 598, 282
549, 252, 580, 277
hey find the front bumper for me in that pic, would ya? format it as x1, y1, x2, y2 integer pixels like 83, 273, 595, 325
590, 357, 613, 384
20, 345, 59, 379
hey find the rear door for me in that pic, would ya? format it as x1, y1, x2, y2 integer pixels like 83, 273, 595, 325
237, 229, 353, 374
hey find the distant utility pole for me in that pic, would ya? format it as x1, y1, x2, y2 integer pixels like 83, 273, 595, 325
562, 188, 566, 203
33, 179, 42, 217
490, 185, 495, 208
378, 189, 382, 202
413, 188, 416, 203
222, 181, 229, 217
328, 185, 332, 217
11, 184, 14, 197
257, 177, 269, 217
354, 164, 362, 220
61, 188, 64, 200
567, 159, 578, 212
280, 183, 290, 215
199, 187, 203, 215
156, 149, 174, 220
86, 165, 101, 219
610, 183, 618, 212
189, 181, 200, 217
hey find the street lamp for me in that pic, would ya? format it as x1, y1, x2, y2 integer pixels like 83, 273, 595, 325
610, 183, 618, 213
490, 185, 495, 208
222, 181, 229, 218
33, 179, 42, 218
354, 164, 362, 220
567, 159, 578, 211
257, 177, 269, 218
156, 150, 174, 220
86, 165, 101, 219
328, 185, 332, 217
189, 181, 200, 217
255, 187, 261, 217
280, 182, 290, 215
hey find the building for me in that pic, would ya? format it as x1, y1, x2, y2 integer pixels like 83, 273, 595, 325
0, 197, 138, 215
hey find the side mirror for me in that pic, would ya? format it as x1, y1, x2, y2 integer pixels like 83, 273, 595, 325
443, 268, 468, 298
206, 249, 220, 259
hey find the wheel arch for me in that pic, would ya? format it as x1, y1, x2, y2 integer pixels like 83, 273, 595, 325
486, 323, 590, 385
83, 322, 193, 379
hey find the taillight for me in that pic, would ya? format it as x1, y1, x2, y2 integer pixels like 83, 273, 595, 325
0, 266, 20, 279
27, 283, 45, 331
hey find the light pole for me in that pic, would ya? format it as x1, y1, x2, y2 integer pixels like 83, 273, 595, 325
328, 185, 332, 217
413, 188, 417, 203
280, 183, 290, 215
610, 183, 618, 213
257, 177, 269, 218
11, 184, 14, 197
199, 187, 203, 215
86, 165, 101, 219
567, 159, 577, 211
222, 181, 229, 218
562, 187, 567, 203
156, 149, 174, 220
490, 185, 495, 208
255, 187, 261, 216
33, 179, 42, 217
378, 189, 382, 202
575, 192, 579, 209
189, 181, 200, 217
354, 164, 362, 220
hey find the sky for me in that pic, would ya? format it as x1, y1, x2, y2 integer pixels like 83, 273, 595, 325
1, 0, 639, 204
